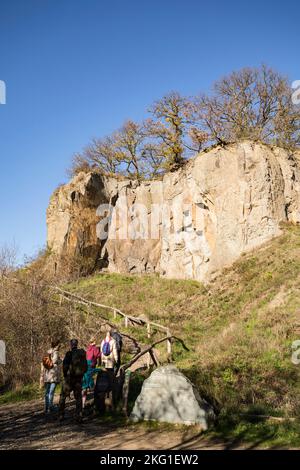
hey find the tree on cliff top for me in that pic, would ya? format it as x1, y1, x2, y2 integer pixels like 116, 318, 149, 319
70, 94, 207, 178
69, 65, 299, 179
145, 91, 207, 171
197, 65, 300, 147
69, 120, 165, 180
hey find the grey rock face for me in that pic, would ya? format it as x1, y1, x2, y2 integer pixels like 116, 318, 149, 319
130, 365, 215, 428
47, 142, 300, 282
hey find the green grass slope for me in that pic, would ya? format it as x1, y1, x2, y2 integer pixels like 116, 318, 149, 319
65, 223, 300, 447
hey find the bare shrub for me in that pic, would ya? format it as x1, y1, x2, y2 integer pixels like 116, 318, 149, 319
0, 275, 66, 389
0, 244, 18, 276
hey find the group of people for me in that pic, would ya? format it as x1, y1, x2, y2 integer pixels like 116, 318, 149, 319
40, 327, 122, 423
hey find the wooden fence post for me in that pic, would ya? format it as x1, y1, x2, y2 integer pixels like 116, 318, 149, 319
147, 323, 151, 338
122, 370, 131, 417
124, 316, 128, 328
149, 348, 158, 367
113, 309, 117, 320
167, 329, 172, 358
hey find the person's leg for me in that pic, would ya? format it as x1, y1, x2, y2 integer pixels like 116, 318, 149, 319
59, 379, 70, 420
106, 368, 116, 410
82, 389, 87, 409
44, 383, 50, 412
114, 358, 121, 376
49, 382, 57, 411
73, 379, 83, 422
106, 368, 115, 389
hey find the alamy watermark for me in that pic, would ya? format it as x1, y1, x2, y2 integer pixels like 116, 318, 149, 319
292, 80, 300, 106
0, 340, 6, 365
291, 340, 300, 365
0, 80, 6, 105
95, 194, 211, 242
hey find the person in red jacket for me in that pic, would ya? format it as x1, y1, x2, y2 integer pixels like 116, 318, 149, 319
86, 337, 101, 367
82, 337, 101, 409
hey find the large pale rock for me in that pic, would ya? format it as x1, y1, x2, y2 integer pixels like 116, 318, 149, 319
47, 141, 300, 281
130, 365, 215, 428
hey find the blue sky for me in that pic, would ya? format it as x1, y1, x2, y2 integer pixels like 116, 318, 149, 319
0, 0, 299, 263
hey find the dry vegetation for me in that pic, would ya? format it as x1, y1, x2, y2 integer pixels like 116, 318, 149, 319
1, 223, 300, 422
0, 252, 126, 390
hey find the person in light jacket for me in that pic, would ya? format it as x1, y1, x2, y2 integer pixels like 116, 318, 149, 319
100, 328, 118, 370
100, 328, 118, 390
40, 340, 61, 414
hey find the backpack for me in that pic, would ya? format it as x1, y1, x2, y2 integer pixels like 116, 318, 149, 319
69, 349, 88, 376
102, 340, 111, 357
42, 353, 53, 370
111, 332, 122, 353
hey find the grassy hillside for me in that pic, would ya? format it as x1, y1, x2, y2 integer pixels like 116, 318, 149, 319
63, 223, 300, 446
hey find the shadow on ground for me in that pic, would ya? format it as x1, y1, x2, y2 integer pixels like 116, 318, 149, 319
0, 398, 294, 450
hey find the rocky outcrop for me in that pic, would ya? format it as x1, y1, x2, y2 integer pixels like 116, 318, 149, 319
130, 365, 215, 427
47, 141, 300, 282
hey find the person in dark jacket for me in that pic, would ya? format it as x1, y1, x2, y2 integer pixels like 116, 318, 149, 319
59, 339, 87, 423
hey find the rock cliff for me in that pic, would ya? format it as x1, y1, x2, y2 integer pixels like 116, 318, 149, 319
47, 141, 300, 282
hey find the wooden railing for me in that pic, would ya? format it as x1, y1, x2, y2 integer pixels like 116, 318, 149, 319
2, 274, 175, 359
52, 286, 173, 357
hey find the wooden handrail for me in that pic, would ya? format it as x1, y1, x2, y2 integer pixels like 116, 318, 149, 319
52, 285, 169, 333
3, 276, 175, 356
119, 335, 189, 373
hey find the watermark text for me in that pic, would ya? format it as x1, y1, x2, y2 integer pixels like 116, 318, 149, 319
291, 340, 300, 365
0, 80, 6, 105
0, 340, 6, 365
292, 80, 300, 106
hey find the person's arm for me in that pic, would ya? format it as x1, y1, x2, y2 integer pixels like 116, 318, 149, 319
39, 363, 44, 389
99, 341, 104, 364
95, 346, 101, 366
52, 350, 59, 365
83, 350, 88, 374
111, 340, 118, 363
63, 351, 71, 377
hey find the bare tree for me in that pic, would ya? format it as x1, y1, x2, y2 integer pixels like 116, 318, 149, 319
196, 65, 300, 148
0, 244, 17, 277
147, 92, 205, 171
112, 120, 146, 179
69, 66, 299, 180
69, 120, 164, 180
69, 134, 121, 177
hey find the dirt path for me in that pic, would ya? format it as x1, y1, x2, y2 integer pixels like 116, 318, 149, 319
0, 398, 267, 451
